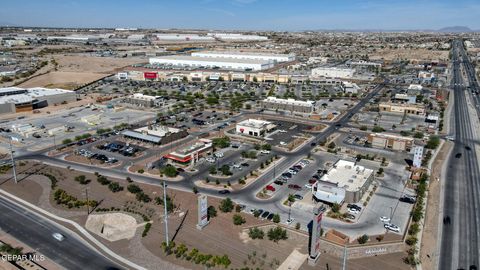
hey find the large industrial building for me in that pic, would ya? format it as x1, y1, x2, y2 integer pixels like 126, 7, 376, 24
261, 97, 315, 114
311, 67, 355, 79
149, 55, 274, 71
236, 119, 276, 137
155, 33, 215, 41
367, 133, 414, 151
0, 87, 77, 114
207, 33, 268, 41
313, 160, 374, 203
191, 51, 295, 63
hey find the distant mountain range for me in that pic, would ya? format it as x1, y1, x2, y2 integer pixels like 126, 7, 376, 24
437, 26, 475, 32
0, 23, 478, 33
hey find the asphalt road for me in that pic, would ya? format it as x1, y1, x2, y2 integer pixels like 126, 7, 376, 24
0, 195, 123, 270
439, 40, 480, 270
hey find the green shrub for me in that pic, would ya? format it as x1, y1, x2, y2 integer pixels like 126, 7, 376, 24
357, 234, 369, 244
248, 227, 265, 239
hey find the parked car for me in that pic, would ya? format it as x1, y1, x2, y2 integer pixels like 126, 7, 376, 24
261, 211, 270, 219
399, 195, 416, 204
260, 150, 270, 154
288, 184, 301, 190
308, 179, 317, 184
274, 180, 284, 185
293, 194, 303, 200
267, 213, 274, 220
266, 185, 276, 192
347, 208, 360, 214
305, 184, 313, 189
384, 223, 400, 233
380, 216, 391, 223
345, 214, 356, 220
347, 204, 362, 211
218, 190, 230, 194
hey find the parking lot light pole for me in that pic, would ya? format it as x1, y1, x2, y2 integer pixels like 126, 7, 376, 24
163, 181, 169, 246
389, 206, 394, 220
8, 137, 18, 184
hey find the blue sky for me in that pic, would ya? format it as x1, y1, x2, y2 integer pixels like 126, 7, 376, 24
1, 0, 479, 30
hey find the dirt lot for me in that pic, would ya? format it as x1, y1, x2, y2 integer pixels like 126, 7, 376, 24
0, 161, 412, 270
17, 55, 143, 88
370, 48, 449, 61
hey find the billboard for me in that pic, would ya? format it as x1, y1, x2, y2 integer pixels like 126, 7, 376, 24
197, 194, 209, 229
144, 72, 158, 80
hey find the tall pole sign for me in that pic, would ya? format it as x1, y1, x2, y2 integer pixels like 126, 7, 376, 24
308, 206, 323, 265
196, 194, 209, 230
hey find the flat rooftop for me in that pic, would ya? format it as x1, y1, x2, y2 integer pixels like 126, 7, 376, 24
0, 87, 74, 105
263, 97, 314, 107
193, 51, 294, 58
237, 119, 273, 129
150, 55, 272, 65
135, 125, 181, 138
320, 160, 373, 192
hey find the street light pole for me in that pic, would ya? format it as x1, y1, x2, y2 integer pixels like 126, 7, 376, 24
9, 137, 17, 184
163, 181, 169, 246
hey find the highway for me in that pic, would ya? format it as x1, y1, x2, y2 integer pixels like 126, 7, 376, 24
439, 39, 480, 270
0, 195, 123, 270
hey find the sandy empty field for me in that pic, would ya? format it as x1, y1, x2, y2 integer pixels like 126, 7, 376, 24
18, 71, 106, 89
54, 55, 144, 73
370, 48, 449, 61
17, 55, 144, 88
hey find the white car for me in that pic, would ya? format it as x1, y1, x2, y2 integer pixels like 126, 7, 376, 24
347, 208, 360, 214
286, 218, 295, 225
280, 141, 287, 146
260, 150, 270, 154
214, 152, 224, 158
52, 233, 65, 241
384, 223, 400, 233
206, 157, 215, 163
305, 184, 313, 189
379, 216, 391, 223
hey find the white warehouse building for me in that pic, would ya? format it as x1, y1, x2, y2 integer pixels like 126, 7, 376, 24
207, 33, 268, 41
311, 67, 355, 79
149, 55, 274, 71
191, 51, 295, 63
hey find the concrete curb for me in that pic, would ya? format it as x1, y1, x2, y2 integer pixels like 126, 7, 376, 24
0, 188, 147, 270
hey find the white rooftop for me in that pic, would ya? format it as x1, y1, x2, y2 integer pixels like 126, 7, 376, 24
193, 50, 294, 58
263, 96, 314, 107
0, 87, 73, 105
320, 160, 373, 192
150, 55, 272, 65
135, 125, 180, 138
237, 119, 272, 129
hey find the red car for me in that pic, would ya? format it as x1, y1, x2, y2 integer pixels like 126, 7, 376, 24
266, 185, 276, 192
308, 179, 317, 184
288, 184, 301, 190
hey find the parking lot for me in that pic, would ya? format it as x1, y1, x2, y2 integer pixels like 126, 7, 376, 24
355, 111, 426, 131
265, 120, 314, 147
0, 104, 155, 151
192, 142, 276, 183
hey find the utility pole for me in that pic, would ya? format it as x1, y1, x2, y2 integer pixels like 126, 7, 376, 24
163, 181, 169, 246
9, 137, 18, 184
85, 188, 90, 215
